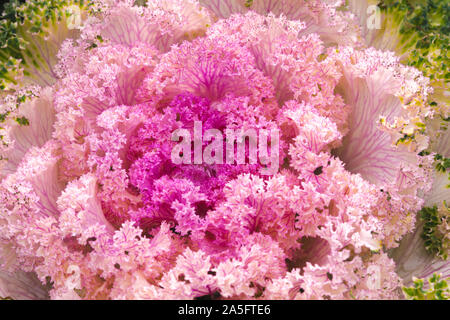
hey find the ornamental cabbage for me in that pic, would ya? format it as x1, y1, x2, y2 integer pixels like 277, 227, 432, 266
0, 0, 448, 300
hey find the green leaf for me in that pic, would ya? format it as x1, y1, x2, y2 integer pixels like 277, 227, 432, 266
418, 203, 449, 260
403, 273, 450, 300
0, 0, 95, 89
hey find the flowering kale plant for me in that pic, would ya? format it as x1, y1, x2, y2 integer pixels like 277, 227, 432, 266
0, 0, 448, 300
